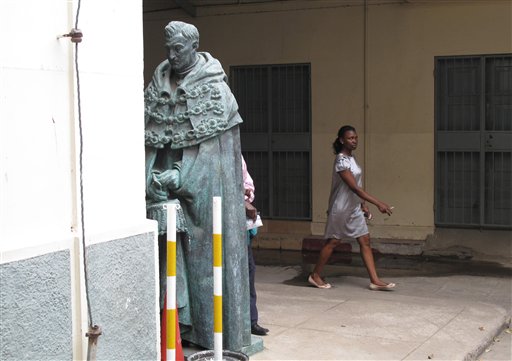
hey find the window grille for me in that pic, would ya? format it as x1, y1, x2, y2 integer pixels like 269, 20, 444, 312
230, 64, 311, 220
435, 54, 512, 228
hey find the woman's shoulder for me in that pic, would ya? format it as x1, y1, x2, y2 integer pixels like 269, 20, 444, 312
335, 153, 354, 164
334, 153, 353, 171
335, 153, 351, 160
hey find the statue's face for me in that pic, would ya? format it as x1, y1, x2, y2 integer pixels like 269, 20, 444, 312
166, 35, 198, 73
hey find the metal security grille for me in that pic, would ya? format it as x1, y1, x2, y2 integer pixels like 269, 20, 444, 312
230, 64, 311, 219
435, 54, 512, 228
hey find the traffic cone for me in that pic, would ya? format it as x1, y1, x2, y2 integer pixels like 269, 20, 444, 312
161, 296, 184, 361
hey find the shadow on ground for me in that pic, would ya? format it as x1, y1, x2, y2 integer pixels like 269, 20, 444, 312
253, 248, 512, 287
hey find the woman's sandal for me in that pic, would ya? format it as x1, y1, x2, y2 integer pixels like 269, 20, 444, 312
308, 274, 331, 289
369, 282, 396, 291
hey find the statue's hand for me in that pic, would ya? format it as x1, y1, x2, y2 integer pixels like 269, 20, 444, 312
154, 169, 181, 191
147, 175, 169, 202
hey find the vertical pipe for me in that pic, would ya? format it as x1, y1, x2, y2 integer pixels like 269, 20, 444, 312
66, 0, 87, 358
212, 197, 223, 361
166, 204, 177, 361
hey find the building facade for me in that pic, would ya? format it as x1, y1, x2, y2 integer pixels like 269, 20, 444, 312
143, 0, 512, 258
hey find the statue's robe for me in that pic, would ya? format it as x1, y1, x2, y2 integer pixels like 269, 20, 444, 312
144, 52, 250, 351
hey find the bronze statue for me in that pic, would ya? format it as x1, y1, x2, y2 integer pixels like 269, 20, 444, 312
144, 21, 250, 351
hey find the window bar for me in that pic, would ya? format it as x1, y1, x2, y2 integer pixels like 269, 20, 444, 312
469, 152, 475, 224
296, 67, 300, 133
293, 66, 297, 133
267, 65, 274, 218
461, 57, 465, 132
508, 153, 512, 226
490, 153, 495, 225
499, 152, 503, 225
458, 152, 463, 224
449, 152, 455, 223
442, 152, 447, 223
462, 152, 466, 223
286, 152, 290, 217
297, 152, 301, 217
439, 152, 443, 224
260, 67, 264, 132
455, 152, 459, 223
277, 66, 288, 132
263, 67, 267, 132
251, 67, 256, 131
479, 56, 486, 227
442, 59, 446, 131
442, 151, 447, 223
285, 67, 289, 133
280, 66, 284, 133
242, 69, 246, 128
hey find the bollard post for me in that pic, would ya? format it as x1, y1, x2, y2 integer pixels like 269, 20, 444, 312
212, 197, 223, 361
186, 197, 248, 361
166, 203, 177, 361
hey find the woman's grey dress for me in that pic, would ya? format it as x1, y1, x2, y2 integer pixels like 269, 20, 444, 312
324, 154, 369, 240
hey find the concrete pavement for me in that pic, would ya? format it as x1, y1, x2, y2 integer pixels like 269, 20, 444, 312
183, 251, 511, 360
249, 251, 511, 361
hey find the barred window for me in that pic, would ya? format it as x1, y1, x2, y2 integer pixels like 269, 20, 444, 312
435, 54, 512, 228
230, 64, 311, 220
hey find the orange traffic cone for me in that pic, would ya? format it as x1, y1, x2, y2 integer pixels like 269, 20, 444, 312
161, 296, 184, 361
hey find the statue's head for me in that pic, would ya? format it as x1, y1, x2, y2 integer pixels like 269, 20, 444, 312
164, 21, 200, 73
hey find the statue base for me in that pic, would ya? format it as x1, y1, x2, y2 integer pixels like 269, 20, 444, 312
240, 335, 264, 356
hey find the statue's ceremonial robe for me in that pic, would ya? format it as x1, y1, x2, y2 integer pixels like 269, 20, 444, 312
145, 52, 250, 351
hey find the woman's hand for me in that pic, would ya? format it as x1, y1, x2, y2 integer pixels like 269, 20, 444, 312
361, 203, 372, 220
376, 202, 393, 216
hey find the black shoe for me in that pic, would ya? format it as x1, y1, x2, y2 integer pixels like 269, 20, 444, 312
251, 323, 269, 336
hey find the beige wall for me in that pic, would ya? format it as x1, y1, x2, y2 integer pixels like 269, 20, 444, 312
143, 0, 512, 244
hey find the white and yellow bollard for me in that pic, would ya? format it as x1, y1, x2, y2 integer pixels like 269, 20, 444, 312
166, 203, 177, 361
212, 197, 223, 361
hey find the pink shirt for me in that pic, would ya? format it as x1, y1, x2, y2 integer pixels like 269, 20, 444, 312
242, 156, 255, 203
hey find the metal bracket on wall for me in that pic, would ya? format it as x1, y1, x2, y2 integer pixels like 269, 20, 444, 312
86, 325, 102, 361
58, 28, 83, 43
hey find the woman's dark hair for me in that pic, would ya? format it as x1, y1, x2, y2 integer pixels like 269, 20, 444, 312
332, 125, 356, 154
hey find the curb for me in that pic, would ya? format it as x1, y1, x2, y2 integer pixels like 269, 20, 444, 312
467, 311, 511, 361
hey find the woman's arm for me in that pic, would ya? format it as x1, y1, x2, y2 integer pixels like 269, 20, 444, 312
338, 170, 393, 215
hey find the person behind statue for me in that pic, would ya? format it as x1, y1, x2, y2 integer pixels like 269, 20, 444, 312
144, 21, 250, 351
242, 157, 269, 336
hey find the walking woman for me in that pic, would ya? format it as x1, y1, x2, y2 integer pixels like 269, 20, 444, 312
309, 125, 395, 291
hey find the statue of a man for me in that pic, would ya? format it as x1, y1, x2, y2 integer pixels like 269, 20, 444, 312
144, 21, 250, 351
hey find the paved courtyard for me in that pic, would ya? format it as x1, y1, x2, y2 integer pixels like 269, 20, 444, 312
184, 250, 511, 360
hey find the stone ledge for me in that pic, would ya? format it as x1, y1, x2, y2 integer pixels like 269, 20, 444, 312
302, 235, 425, 256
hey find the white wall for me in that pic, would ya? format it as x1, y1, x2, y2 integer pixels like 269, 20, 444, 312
76, 0, 147, 236
0, 0, 147, 253
0, 0, 74, 251
1, 0, 154, 358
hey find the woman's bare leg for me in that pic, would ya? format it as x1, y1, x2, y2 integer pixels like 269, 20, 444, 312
357, 234, 388, 286
311, 239, 341, 285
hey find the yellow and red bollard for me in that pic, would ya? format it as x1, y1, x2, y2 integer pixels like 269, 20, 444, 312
162, 203, 184, 361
